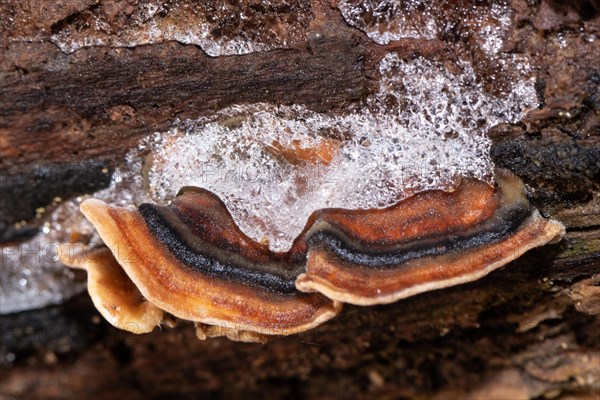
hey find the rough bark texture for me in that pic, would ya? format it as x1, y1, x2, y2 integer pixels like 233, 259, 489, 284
1, 1, 599, 399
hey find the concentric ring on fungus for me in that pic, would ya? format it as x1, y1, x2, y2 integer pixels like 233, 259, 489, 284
68, 169, 565, 342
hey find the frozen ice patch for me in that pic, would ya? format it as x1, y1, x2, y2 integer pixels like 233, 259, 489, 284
0, 163, 149, 314
50, 0, 312, 57
339, 0, 438, 44
338, 0, 513, 55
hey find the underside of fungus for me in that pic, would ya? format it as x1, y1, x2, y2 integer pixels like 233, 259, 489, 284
67, 169, 565, 342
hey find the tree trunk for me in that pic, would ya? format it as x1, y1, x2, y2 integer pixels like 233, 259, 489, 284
1, 1, 599, 399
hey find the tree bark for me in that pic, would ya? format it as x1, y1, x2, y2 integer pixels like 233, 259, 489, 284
1, 1, 599, 399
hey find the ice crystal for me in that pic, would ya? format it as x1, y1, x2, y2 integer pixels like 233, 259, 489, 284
0, 163, 149, 314
50, 0, 312, 57
338, 0, 513, 55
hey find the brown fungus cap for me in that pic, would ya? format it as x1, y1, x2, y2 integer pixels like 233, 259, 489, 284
295, 170, 566, 305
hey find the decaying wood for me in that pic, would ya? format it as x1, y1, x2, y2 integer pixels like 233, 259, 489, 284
0, 0, 598, 399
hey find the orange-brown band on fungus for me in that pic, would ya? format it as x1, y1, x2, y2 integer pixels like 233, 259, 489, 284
295, 170, 566, 305
75, 169, 565, 340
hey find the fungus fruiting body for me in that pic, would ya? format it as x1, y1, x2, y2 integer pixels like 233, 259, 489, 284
68, 169, 565, 341
76, 190, 342, 342
296, 170, 565, 305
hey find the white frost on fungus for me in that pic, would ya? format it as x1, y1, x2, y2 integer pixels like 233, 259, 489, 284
145, 54, 538, 251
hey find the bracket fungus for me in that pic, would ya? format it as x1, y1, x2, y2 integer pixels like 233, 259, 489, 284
69, 169, 565, 342
296, 170, 566, 305
74, 188, 342, 342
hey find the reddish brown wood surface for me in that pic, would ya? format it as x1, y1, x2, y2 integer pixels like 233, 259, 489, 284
1, 1, 599, 399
